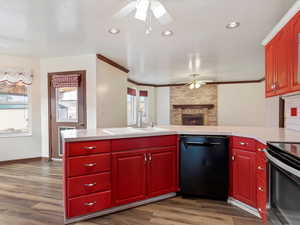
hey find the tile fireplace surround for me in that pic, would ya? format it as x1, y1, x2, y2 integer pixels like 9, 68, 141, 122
170, 85, 217, 126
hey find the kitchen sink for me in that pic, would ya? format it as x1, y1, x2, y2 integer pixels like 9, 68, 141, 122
102, 127, 168, 135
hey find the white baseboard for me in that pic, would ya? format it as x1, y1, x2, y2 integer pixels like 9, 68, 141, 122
228, 197, 260, 218
64, 192, 176, 224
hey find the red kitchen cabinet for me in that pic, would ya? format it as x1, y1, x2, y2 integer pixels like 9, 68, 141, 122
265, 41, 277, 97
147, 147, 176, 197
112, 150, 147, 206
291, 11, 300, 91
256, 142, 268, 223
232, 148, 257, 208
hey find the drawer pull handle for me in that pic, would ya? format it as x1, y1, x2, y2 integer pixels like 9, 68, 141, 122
83, 146, 96, 150
258, 208, 262, 212
84, 182, 97, 187
84, 201, 96, 207
258, 187, 264, 192
239, 142, 247, 146
258, 166, 265, 171
258, 148, 265, 152
84, 163, 97, 167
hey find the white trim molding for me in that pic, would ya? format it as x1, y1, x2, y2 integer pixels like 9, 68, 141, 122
228, 197, 260, 218
262, 0, 300, 46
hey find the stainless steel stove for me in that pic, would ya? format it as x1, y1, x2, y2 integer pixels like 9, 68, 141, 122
266, 142, 300, 225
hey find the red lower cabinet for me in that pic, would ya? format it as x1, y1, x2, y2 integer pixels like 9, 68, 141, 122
112, 150, 147, 206
68, 191, 111, 218
256, 142, 268, 223
147, 147, 176, 197
232, 148, 257, 208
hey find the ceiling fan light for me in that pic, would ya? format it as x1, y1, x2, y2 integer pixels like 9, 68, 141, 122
135, 0, 150, 21
151, 1, 167, 19
189, 83, 195, 89
195, 82, 201, 89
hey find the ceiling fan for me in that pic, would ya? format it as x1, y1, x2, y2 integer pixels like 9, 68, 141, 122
114, 0, 173, 34
185, 74, 213, 89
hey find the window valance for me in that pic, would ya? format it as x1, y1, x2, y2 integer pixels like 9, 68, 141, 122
127, 87, 136, 96
0, 69, 33, 85
51, 74, 81, 88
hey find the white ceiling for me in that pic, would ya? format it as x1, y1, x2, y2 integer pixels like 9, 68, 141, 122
0, 0, 296, 84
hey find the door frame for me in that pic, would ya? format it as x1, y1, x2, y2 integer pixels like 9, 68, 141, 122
47, 70, 87, 160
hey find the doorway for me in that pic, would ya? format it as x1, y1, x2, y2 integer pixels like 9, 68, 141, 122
48, 70, 87, 159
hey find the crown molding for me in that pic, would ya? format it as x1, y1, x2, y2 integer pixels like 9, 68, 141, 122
96, 54, 129, 73
262, 1, 300, 46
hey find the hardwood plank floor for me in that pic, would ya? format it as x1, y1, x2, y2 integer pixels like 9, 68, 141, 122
0, 160, 262, 225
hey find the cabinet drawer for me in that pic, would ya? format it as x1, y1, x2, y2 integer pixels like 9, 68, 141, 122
67, 172, 111, 198
112, 135, 177, 152
232, 136, 255, 151
68, 191, 111, 218
67, 154, 111, 177
67, 140, 111, 157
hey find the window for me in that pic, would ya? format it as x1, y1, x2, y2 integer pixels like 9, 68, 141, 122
127, 88, 137, 126
56, 87, 78, 122
0, 82, 30, 135
139, 90, 149, 123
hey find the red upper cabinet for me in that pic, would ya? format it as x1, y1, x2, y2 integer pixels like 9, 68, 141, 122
291, 11, 300, 91
147, 147, 176, 198
232, 148, 257, 208
265, 41, 276, 97
275, 25, 292, 95
112, 150, 147, 206
265, 25, 292, 97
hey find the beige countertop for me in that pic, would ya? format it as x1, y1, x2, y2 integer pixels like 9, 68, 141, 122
61, 126, 300, 144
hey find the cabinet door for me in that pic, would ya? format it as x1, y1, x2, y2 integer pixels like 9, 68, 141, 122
112, 150, 147, 206
232, 148, 257, 208
275, 25, 292, 95
291, 11, 300, 91
265, 42, 276, 97
147, 147, 176, 197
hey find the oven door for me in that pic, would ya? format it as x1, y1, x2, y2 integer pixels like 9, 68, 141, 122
265, 149, 300, 225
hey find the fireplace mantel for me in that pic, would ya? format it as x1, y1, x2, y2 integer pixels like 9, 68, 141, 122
172, 104, 214, 110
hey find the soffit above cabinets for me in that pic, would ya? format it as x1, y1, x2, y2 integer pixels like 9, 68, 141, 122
0, 0, 296, 84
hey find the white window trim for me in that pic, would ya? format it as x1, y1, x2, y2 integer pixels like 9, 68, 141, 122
127, 88, 137, 126
0, 85, 32, 138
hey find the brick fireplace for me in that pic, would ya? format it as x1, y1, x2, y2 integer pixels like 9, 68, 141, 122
170, 85, 217, 126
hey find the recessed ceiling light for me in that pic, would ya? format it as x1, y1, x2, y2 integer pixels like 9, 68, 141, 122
162, 30, 173, 37
226, 22, 240, 29
108, 28, 120, 35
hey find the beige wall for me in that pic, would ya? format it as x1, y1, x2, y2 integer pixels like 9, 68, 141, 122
0, 55, 41, 161
40, 54, 97, 157
217, 82, 266, 126
96, 60, 127, 128
127, 82, 157, 125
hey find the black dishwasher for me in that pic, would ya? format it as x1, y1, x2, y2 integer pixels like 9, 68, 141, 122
180, 135, 229, 200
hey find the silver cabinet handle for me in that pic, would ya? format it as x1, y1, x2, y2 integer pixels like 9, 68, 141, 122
258, 187, 264, 192
232, 156, 235, 161
257, 166, 265, 171
258, 208, 262, 212
84, 163, 97, 167
83, 146, 96, 150
144, 153, 147, 163
239, 142, 247, 146
149, 153, 152, 161
257, 148, 265, 152
84, 182, 96, 187
84, 201, 96, 206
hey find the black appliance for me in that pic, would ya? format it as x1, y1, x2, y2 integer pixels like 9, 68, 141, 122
180, 135, 229, 200
266, 142, 300, 225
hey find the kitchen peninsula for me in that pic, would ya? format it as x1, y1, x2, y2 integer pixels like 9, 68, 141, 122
62, 126, 300, 224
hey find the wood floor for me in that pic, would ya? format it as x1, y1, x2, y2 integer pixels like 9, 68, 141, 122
0, 159, 262, 225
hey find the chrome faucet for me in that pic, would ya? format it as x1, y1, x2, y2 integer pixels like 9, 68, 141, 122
137, 110, 143, 128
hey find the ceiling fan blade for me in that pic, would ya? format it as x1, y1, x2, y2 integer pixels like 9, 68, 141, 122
151, 0, 172, 24
135, 0, 150, 21
114, 1, 137, 19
